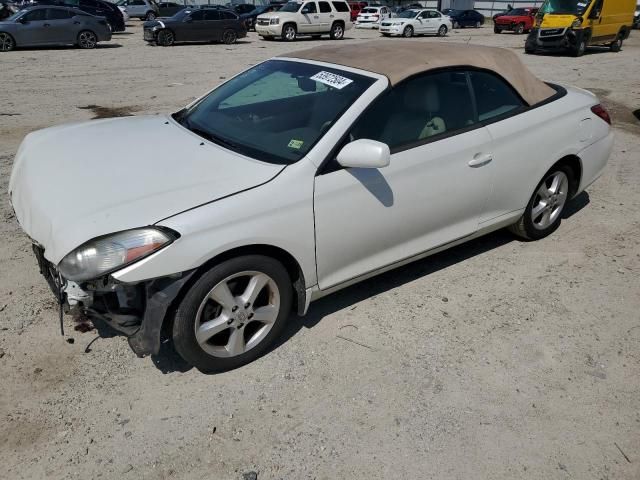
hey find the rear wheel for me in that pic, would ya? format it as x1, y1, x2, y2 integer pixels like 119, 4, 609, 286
437, 24, 447, 36
172, 255, 293, 373
145, 11, 156, 20
77, 30, 97, 49
282, 23, 296, 41
453, 20, 459, 29
403, 25, 413, 37
509, 166, 573, 240
330, 21, 344, 39
0, 32, 15, 52
610, 32, 623, 51
222, 29, 237, 44
475, 20, 481, 28
156, 29, 174, 46
494, 25, 501, 33
515, 22, 525, 34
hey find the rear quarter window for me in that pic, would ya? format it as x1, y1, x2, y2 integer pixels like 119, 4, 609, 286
332, 1, 350, 12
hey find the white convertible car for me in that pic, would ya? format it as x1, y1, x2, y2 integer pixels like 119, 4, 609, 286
9, 43, 612, 372
380, 9, 451, 37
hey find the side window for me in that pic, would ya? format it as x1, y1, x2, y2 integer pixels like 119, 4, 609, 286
220, 10, 237, 19
428, 10, 439, 18
419, 10, 429, 18
129, 0, 145, 5
204, 9, 220, 20
80, 0, 99, 8
332, 1, 349, 12
319, 1, 331, 13
302, 2, 317, 14
23, 9, 47, 21
350, 71, 476, 150
47, 8, 73, 19
189, 10, 205, 20
468, 70, 525, 121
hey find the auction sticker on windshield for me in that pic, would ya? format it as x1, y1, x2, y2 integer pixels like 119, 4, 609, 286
310, 71, 353, 90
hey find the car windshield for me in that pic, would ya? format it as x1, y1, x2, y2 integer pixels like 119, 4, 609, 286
540, 0, 592, 15
361, 7, 378, 13
504, 8, 527, 15
175, 60, 375, 165
445, 9, 461, 15
279, 1, 302, 12
397, 9, 417, 18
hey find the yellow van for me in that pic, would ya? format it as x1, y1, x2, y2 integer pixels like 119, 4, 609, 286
525, 0, 636, 56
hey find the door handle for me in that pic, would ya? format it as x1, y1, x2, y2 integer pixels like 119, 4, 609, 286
44, 23, 50, 27
468, 153, 493, 167
314, 15, 319, 18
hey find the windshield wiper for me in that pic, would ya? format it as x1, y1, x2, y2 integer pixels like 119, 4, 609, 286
184, 121, 241, 151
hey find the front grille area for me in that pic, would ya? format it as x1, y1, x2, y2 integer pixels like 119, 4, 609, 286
257, 18, 270, 26
540, 28, 564, 37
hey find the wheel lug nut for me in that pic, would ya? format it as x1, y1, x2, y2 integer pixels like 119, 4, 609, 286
248, 313, 254, 319
227, 319, 233, 325
232, 306, 238, 312
244, 302, 250, 309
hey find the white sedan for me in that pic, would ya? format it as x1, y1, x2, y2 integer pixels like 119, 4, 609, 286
355, 6, 392, 29
380, 9, 451, 37
9, 43, 612, 373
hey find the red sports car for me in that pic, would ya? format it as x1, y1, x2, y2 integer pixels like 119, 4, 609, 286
494, 7, 538, 34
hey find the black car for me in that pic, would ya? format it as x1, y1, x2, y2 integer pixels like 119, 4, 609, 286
227, 3, 255, 15
24, 0, 125, 31
443, 9, 484, 28
156, 1, 192, 17
240, 3, 280, 30
143, 6, 246, 45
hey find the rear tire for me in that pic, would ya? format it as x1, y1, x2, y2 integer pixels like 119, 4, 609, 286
610, 32, 623, 51
475, 21, 481, 28
0, 32, 15, 52
330, 21, 344, 39
156, 29, 174, 46
172, 255, 293, 373
453, 20, 459, 29
437, 24, 447, 36
494, 25, 501, 33
77, 30, 97, 49
515, 22, 525, 34
145, 11, 157, 21
508, 165, 574, 240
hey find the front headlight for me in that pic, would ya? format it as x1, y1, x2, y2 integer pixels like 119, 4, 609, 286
270, 17, 279, 25
58, 228, 176, 282
571, 17, 582, 28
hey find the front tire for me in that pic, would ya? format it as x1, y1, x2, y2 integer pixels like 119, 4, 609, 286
222, 29, 237, 44
173, 255, 293, 373
403, 25, 413, 37
515, 22, 525, 34
508, 166, 574, 240
437, 24, 447, 36
0, 32, 15, 51
330, 21, 344, 39
156, 29, 174, 46
572, 36, 586, 56
77, 30, 97, 49
282, 23, 297, 41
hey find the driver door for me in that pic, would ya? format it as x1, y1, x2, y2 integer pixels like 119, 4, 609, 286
313, 70, 494, 290
15, 8, 49, 45
299, 1, 319, 33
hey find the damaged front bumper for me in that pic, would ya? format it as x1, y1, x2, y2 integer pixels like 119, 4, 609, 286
525, 27, 584, 52
33, 244, 195, 357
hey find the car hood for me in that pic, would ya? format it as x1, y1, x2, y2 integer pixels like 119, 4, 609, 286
9, 115, 285, 264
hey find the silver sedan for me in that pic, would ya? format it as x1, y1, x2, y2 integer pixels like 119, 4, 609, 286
0, 5, 111, 51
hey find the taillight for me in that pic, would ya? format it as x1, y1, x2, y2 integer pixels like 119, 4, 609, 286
591, 104, 611, 125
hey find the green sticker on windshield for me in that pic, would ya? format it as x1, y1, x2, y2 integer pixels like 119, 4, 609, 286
288, 139, 304, 149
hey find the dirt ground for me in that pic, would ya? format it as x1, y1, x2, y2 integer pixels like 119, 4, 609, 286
1, 22, 639, 480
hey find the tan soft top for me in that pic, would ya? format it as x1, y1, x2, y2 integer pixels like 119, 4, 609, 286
281, 41, 555, 106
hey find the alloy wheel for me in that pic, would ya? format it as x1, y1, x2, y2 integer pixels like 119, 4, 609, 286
222, 29, 237, 44
331, 23, 344, 39
475, 21, 481, 28
146, 12, 156, 20
530, 171, 569, 230
516, 23, 524, 34
194, 271, 281, 358
283, 25, 296, 41
158, 30, 174, 46
78, 31, 97, 49
0, 32, 14, 52
438, 25, 447, 36
403, 25, 413, 37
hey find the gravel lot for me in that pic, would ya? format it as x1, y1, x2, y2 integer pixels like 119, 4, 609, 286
1, 23, 639, 480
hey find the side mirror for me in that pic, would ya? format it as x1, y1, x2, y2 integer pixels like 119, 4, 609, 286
337, 139, 390, 169
184, 16, 193, 22
18, 17, 28, 23
301, 7, 310, 14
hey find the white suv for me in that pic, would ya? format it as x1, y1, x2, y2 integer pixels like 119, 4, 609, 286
256, 0, 352, 41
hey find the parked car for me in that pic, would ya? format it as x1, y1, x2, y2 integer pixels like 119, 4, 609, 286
156, 1, 191, 17
117, 4, 129, 22
444, 9, 484, 28
9, 42, 613, 372
379, 8, 450, 37
526, 0, 635, 56
25, 0, 125, 31
0, 5, 110, 50
355, 5, 390, 28
492, 7, 512, 21
240, 3, 280, 30
143, 6, 246, 45
348, 1, 366, 21
228, 2, 255, 15
116, 0, 158, 20
493, 7, 537, 34
255, 0, 352, 41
